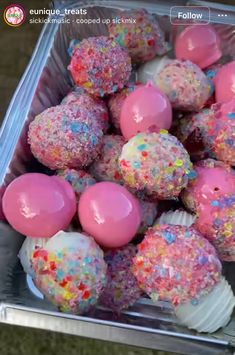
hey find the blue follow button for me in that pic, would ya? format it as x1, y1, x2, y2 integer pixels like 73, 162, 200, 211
170, 6, 210, 25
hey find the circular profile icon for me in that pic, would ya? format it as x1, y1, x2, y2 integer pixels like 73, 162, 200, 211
4, 4, 26, 27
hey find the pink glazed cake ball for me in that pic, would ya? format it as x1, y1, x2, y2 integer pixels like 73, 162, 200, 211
181, 159, 235, 213
155, 60, 213, 111
215, 61, 235, 103
68, 36, 131, 97
78, 182, 141, 248
175, 24, 222, 69
2, 173, 76, 238
57, 169, 96, 201
61, 87, 109, 133
133, 224, 221, 306
195, 195, 235, 262
100, 244, 142, 312
90, 135, 125, 184
119, 131, 193, 200
32, 231, 107, 314
138, 200, 158, 234
28, 105, 103, 170
108, 83, 140, 131
108, 9, 168, 63
120, 82, 172, 140
175, 109, 216, 161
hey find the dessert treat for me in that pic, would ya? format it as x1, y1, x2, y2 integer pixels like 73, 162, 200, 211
28, 105, 103, 170
108, 83, 140, 132
68, 36, 131, 97
181, 159, 235, 213
175, 24, 222, 69
19, 237, 49, 277
133, 224, 235, 333
138, 200, 158, 234
78, 182, 141, 248
137, 56, 172, 84
195, 195, 235, 262
204, 63, 221, 84
57, 169, 96, 201
119, 131, 193, 200
175, 109, 216, 161
108, 9, 168, 63
155, 60, 213, 111
61, 87, 109, 132
90, 135, 125, 184
100, 244, 141, 312
155, 209, 196, 228
215, 61, 235, 103
32, 231, 107, 314
2, 173, 76, 238
120, 82, 172, 140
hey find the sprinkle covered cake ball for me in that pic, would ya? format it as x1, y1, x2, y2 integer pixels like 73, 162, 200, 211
155, 60, 212, 111
90, 135, 125, 184
181, 159, 235, 213
133, 224, 221, 306
195, 195, 235, 262
32, 231, 107, 314
28, 105, 103, 170
57, 169, 96, 201
108, 9, 168, 63
108, 83, 140, 131
100, 244, 142, 312
61, 88, 109, 132
68, 36, 131, 97
119, 131, 193, 200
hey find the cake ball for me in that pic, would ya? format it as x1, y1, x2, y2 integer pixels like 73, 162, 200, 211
61, 88, 109, 132
138, 200, 158, 234
108, 83, 140, 131
137, 56, 172, 84
2, 173, 76, 238
175, 109, 216, 160
78, 182, 141, 248
68, 36, 131, 97
195, 195, 235, 262
215, 61, 235, 103
90, 135, 125, 184
28, 105, 103, 170
120, 82, 172, 140
32, 231, 107, 314
108, 9, 168, 63
19, 237, 49, 277
57, 169, 96, 201
155, 60, 212, 111
119, 131, 193, 200
100, 245, 142, 312
181, 159, 235, 213
133, 225, 235, 333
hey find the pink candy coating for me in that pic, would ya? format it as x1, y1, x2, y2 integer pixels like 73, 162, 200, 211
2, 173, 76, 238
78, 182, 141, 248
195, 195, 235, 262
215, 61, 235, 103
156, 60, 212, 111
108, 9, 168, 63
181, 159, 235, 213
68, 36, 131, 97
133, 225, 221, 306
175, 25, 222, 69
28, 105, 103, 170
120, 82, 172, 140
61, 88, 109, 132
100, 244, 142, 312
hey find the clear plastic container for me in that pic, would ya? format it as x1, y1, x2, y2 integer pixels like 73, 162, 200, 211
0, 1, 235, 353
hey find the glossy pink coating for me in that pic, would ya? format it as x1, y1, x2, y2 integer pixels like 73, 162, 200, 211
215, 61, 235, 103
120, 82, 172, 140
2, 173, 76, 238
175, 24, 222, 69
78, 182, 141, 248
